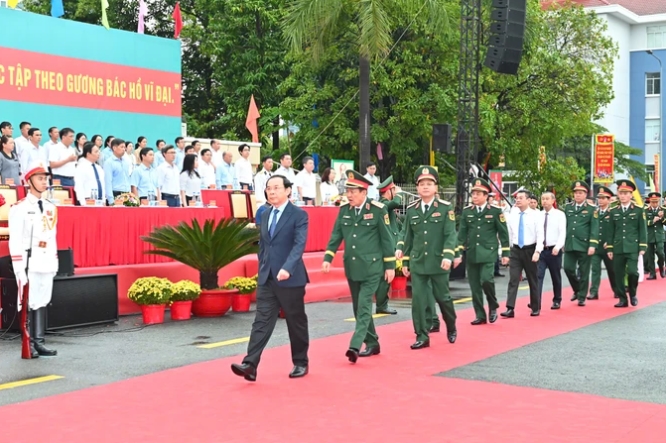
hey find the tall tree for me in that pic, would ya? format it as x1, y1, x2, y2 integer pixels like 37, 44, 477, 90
282, 0, 449, 170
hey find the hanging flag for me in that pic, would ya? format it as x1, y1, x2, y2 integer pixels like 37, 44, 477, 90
137, 0, 148, 34
101, 0, 110, 30
629, 176, 643, 207
51, 0, 64, 17
172, 2, 183, 39
376, 143, 383, 161
245, 95, 261, 143
8, 0, 18, 8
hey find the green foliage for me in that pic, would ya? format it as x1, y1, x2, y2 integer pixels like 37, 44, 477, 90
141, 218, 259, 290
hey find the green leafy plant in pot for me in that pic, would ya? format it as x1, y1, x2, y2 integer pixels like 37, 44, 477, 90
142, 218, 259, 317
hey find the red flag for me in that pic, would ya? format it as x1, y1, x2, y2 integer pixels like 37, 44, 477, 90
245, 95, 261, 143
376, 143, 383, 160
172, 2, 183, 39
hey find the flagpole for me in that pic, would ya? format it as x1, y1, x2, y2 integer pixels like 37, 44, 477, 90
590, 134, 595, 190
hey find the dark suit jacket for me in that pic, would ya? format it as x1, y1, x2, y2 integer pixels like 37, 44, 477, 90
258, 201, 309, 288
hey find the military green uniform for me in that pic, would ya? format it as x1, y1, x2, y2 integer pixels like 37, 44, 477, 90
606, 182, 647, 304
563, 181, 599, 303
589, 186, 618, 299
324, 171, 395, 355
375, 176, 402, 313
644, 194, 665, 278
457, 178, 510, 323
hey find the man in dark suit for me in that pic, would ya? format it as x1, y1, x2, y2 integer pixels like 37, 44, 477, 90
231, 175, 310, 381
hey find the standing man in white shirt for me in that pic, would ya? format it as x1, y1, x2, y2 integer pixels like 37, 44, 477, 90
364, 162, 380, 200
157, 145, 182, 207
295, 156, 317, 205
501, 189, 544, 318
274, 153, 297, 200
198, 148, 217, 189
74, 142, 105, 204
253, 156, 273, 205
537, 191, 567, 309
235, 143, 254, 190
48, 128, 77, 187
42, 127, 59, 168
19, 128, 49, 184
209, 139, 224, 167
14, 121, 31, 158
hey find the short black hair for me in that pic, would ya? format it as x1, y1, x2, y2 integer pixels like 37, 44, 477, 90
238, 143, 249, 154
200, 148, 211, 157
302, 156, 313, 165
111, 138, 126, 148
59, 127, 74, 138
175, 136, 184, 144
366, 161, 375, 168
261, 155, 273, 163
515, 190, 530, 199
28, 127, 41, 137
279, 152, 291, 161
162, 145, 175, 155
19, 121, 31, 130
0, 122, 11, 130
139, 147, 153, 160
266, 174, 292, 190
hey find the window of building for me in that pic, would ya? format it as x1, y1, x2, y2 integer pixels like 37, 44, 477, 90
647, 73, 661, 95
648, 26, 666, 49
0, 1, 7, 7
646, 119, 661, 142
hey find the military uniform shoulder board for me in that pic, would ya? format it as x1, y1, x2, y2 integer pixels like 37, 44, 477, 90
408, 199, 421, 209
464, 204, 474, 209
370, 200, 385, 209
438, 199, 451, 206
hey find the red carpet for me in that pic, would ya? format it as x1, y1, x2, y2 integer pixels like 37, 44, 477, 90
2, 281, 665, 442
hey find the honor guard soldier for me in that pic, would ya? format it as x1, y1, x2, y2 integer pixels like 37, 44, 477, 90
644, 192, 665, 279
375, 176, 402, 315
322, 170, 395, 362
9, 162, 58, 358
455, 178, 510, 325
563, 181, 599, 306
589, 186, 618, 300
395, 166, 457, 349
606, 180, 647, 307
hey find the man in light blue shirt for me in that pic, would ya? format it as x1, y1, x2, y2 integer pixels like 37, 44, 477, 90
216, 151, 236, 189
153, 139, 166, 168
103, 138, 131, 204
174, 136, 186, 170
131, 147, 159, 200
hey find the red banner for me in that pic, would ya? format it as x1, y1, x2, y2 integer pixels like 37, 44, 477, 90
655, 154, 660, 193
593, 134, 614, 184
0, 47, 181, 117
489, 170, 503, 197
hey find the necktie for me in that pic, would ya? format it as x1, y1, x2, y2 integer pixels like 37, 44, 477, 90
623, 206, 626, 213
38, 200, 43, 214
269, 209, 279, 237
355, 207, 361, 217
543, 212, 548, 246
424, 204, 429, 214
92, 163, 103, 199
518, 211, 525, 248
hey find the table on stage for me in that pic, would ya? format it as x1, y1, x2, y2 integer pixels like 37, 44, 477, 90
57, 206, 226, 268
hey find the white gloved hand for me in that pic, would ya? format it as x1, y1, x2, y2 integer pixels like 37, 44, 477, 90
15, 270, 28, 287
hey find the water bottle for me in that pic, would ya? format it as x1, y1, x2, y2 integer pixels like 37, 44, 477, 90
194, 191, 202, 207
90, 189, 97, 201
293, 189, 301, 206
232, 177, 240, 190
324, 191, 330, 205
148, 190, 156, 206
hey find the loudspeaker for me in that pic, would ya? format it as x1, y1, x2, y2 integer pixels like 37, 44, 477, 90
484, 0, 526, 75
57, 248, 74, 277
0, 274, 118, 332
432, 124, 452, 154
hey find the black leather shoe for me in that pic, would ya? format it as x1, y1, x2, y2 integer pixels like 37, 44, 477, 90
578, 300, 586, 307
660, 269, 666, 278
429, 325, 440, 333
530, 310, 540, 317
376, 308, 398, 315
587, 294, 598, 300
289, 365, 308, 378
630, 296, 638, 306
570, 294, 577, 302
647, 275, 657, 280
231, 363, 257, 382
614, 301, 629, 308
447, 331, 457, 344
489, 310, 498, 323
471, 318, 487, 325
359, 345, 380, 357
551, 302, 561, 310
500, 308, 515, 318
345, 348, 359, 363
410, 340, 430, 350
33, 342, 57, 357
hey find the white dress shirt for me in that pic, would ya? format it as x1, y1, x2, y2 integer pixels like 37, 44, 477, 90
274, 166, 297, 198
14, 135, 29, 158
179, 171, 203, 197
253, 169, 272, 203
542, 207, 566, 250
198, 160, 216, 188
49, 142, 77, 177
157, 162, 181, 195
74, 158, 106, 204
507, 207, 544, 252
364, 173, 380, 200
234, 156, 254, 185
294, 169, 317, 199
19, 143, 49, 180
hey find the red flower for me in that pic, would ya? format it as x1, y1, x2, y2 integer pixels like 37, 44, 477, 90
0, 194, 5, 208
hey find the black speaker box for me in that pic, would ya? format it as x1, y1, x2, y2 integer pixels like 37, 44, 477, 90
484, 0, 527, 75
0, 249, 75, 279
432, 124, 452, 154
0, 274, 118, 332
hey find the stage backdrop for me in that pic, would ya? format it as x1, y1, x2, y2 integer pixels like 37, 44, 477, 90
0, 8, 181, 147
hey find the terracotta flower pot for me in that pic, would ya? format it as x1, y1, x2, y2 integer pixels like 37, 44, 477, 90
232, 294, 252, 312
141, 304, 166, 325
170, 300, 193, 321
192, 289, 236, 317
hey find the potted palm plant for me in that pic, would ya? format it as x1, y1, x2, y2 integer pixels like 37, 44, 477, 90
127, 277, 173, 324
169, 280, 201, 321
224, 276, 258, 312
142, 218, 259, 317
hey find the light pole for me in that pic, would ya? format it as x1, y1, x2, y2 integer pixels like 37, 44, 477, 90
647, 50, 663, 192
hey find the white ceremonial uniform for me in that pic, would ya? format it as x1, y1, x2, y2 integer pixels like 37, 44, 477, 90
8, 193, 59, 311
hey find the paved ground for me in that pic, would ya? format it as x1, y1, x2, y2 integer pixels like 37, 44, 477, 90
441, 301, 666, 405
0, 267, 583, 407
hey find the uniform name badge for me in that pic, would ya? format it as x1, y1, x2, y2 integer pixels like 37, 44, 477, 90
38, 241, 47, 248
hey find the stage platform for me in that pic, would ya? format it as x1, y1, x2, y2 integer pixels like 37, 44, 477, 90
74, 252, 350, 315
